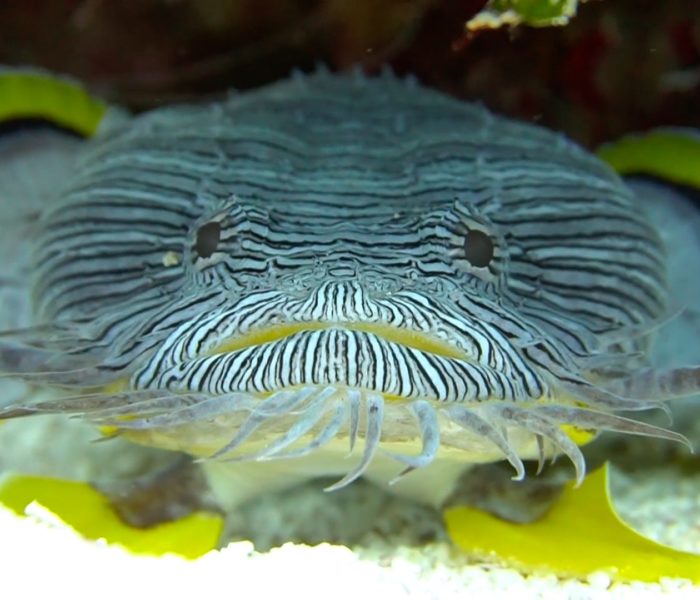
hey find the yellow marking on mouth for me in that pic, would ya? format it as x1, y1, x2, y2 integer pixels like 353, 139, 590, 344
206, 321, 468, 360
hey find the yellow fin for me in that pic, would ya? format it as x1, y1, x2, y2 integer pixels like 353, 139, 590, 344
0, 473, 222, 559
598, 128, 700, 189
0, 68, 106, 137
444, 463, 700, 583
559, 423, 596, 446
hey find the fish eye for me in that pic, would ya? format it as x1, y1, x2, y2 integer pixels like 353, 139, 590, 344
446, 201, 505, 285
194, 221, 221, 258
463, 228, 494, 268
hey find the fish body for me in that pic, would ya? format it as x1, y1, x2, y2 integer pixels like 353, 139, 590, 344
0, 70, 695, 509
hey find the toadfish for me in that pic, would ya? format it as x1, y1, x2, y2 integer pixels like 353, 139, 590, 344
0, 68, 697, 516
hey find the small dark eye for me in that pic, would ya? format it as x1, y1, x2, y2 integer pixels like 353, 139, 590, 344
194, 221, 221, 258
463, 229, 494, 268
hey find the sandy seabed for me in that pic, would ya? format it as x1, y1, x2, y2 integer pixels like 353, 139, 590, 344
1, 504, 698, 600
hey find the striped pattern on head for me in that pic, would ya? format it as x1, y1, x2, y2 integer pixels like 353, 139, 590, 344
4, 71, 687, 488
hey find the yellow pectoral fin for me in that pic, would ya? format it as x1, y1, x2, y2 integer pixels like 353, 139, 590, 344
598, 128, 700, 189
0, 473, 222, 559
444, 462, 700, 583
0, 68, 107, 137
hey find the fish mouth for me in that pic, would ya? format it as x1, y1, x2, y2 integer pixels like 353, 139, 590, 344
157, 319, 502, 406
117, 317, 686, 488
204, 321, 468, 362
0, 321, 687, 495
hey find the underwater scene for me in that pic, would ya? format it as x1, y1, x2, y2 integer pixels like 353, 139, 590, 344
1, 1, 700, 598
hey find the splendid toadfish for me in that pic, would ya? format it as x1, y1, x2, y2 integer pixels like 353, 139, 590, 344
0, 68, 697, 514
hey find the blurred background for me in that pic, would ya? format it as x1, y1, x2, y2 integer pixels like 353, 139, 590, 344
0, 0, 698, 147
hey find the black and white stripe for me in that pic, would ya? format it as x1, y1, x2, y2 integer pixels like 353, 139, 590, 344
26, 71, 667, 412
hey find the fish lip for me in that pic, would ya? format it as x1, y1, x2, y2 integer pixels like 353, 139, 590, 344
201, 320, 469, 362
130, 323, 479, 404
133, 319, 535, 404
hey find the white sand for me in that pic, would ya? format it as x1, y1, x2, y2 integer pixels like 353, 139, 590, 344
1, 493, 698, 600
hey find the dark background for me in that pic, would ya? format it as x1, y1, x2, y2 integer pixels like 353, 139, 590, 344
1, 0, 699, 147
